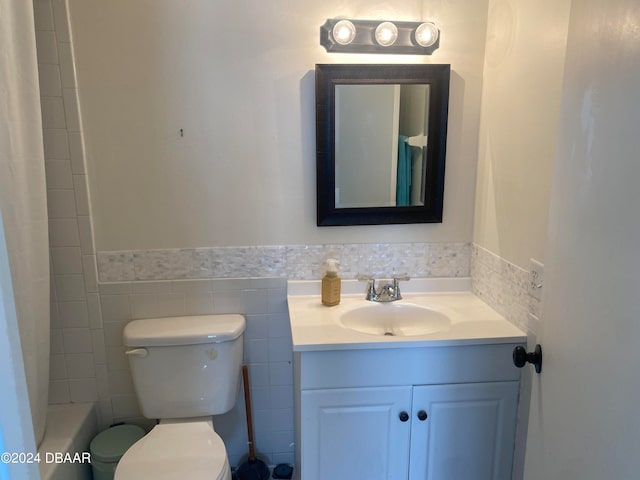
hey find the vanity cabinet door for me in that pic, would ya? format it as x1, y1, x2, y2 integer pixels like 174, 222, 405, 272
408, 381, 519, 480
301, 386, 413, 480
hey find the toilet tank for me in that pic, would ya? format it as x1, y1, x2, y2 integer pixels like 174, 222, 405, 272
123, 314, 245, 419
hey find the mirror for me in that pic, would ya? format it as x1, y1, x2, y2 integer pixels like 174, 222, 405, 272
316, 64, 450, 226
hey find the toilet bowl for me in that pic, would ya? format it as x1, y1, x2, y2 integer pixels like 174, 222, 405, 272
114, 314, 245, 480
115, 418, 231, 480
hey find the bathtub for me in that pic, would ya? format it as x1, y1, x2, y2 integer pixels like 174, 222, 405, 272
38, 403, 98, 480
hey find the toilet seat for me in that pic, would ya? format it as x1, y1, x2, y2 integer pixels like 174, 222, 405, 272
115, 419, 230, 480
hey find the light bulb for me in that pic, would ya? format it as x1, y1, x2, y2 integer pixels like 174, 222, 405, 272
374, 22, 398, 47
415, 22, 439, 48
332, 20, 356, 45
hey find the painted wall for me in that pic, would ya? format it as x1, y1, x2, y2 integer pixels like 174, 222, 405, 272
67, 0, 489, 251
472, 0, 571, 269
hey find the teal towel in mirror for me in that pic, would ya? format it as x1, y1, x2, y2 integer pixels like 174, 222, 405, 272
397, 136, 411, 206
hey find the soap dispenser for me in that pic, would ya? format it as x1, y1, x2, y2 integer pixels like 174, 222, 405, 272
322, 259, 341, 306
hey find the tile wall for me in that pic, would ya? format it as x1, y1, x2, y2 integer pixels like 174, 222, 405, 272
34, 0, 103, 410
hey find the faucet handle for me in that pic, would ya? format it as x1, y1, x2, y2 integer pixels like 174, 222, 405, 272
391, 274, 410, 300
357, 274, 377, 300
392, 273, 410, 282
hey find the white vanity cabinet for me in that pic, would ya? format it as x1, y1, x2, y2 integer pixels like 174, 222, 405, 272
294, 344, 521, 480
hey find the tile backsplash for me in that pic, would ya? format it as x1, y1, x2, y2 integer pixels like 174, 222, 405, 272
97, 242, 471, 282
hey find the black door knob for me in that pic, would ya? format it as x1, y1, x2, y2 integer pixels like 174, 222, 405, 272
399, 411, 409, 422
417, 410, 428, 421
512, 344, 542, 373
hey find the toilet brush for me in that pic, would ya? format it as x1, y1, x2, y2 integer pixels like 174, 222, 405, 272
237, 365, 270, 480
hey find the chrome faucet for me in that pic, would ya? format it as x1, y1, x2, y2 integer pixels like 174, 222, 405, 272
357, 274, 410, 302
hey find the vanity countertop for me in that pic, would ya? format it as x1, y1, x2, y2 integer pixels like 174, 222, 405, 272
287, 279, 526, 352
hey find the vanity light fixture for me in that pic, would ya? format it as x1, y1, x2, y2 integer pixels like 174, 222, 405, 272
332, 20, 357, 45
374, 22, 398, 46
320, 18, 440, 55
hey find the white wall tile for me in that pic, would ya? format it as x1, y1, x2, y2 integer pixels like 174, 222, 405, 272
100, 295, 131, 322
49, 380, 70, 404
35, 29, 59, 64
62, 88, 81, 132
87, 293, 103, 329
65, 353, 95, 378
244, 339, 268, 363
267, 288, 288, 313
76, 216, 94, 254
82, 255, 98, 293
49, 218, 80, 246
51, 0, 70, 42
267, 313, 291, 338
249, 387, 271, 411
57, 42, 76, 88
72, 175, 90, 216
38, 64, 62, 97
51, 246, 83, 274
33, 0, 55, 31
95, 364, 109, 399
171, 279, 212, 293
103, 320, 126, 346
99, 282, 131, 295
50, 328, 64, 354
98, 400, 114, 430
131, 281, 172, 294
50, 302, 61, 329
269, 385, 294, 410
271, 408, 294, 432
244, 314, 268, 340
41, 96, 66, 129
210, 278, 252, 291
212, 290, 245, 314
43, 128, 69, 159
62, 328, 92, 354
269, 362, 293, 386
67, 132, 85, 174
45, 159, 73, 189
268, 337, 293, 363
91, 330, 106, 365
58, 301, 89, 328
247, 363, 269, 387
185, 292, 215, 315
130, 293, 185, 319
111, 395, 141, 419
50, 354, 67, 380
108, 370, 135, 396
244, 289, 267, 314
105, 347, 128, 371
47, 189, 77, 218
68, 378, 98, 403
55, 274, 86, 301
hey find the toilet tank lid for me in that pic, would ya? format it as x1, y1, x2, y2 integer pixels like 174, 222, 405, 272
123, 314, 245, 347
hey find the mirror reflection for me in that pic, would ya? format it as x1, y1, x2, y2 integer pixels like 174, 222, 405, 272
335, 84, 430, 208
315, 64, 450, 226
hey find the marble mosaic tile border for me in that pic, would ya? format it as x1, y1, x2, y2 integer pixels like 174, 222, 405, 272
97, 242, 471, 282
470, 243, 540, 334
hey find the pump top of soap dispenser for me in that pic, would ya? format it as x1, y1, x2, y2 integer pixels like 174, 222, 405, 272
325, 259, 339, 277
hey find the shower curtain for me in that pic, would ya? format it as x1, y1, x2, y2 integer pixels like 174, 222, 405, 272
0, 0, 51, 445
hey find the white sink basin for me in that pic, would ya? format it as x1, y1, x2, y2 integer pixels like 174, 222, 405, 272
338, 303, 451, 337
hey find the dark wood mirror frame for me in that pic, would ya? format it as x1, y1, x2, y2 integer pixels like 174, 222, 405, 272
316, 64, 450, 226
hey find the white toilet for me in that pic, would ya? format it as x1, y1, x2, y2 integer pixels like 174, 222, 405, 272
115, 314, 246, 480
